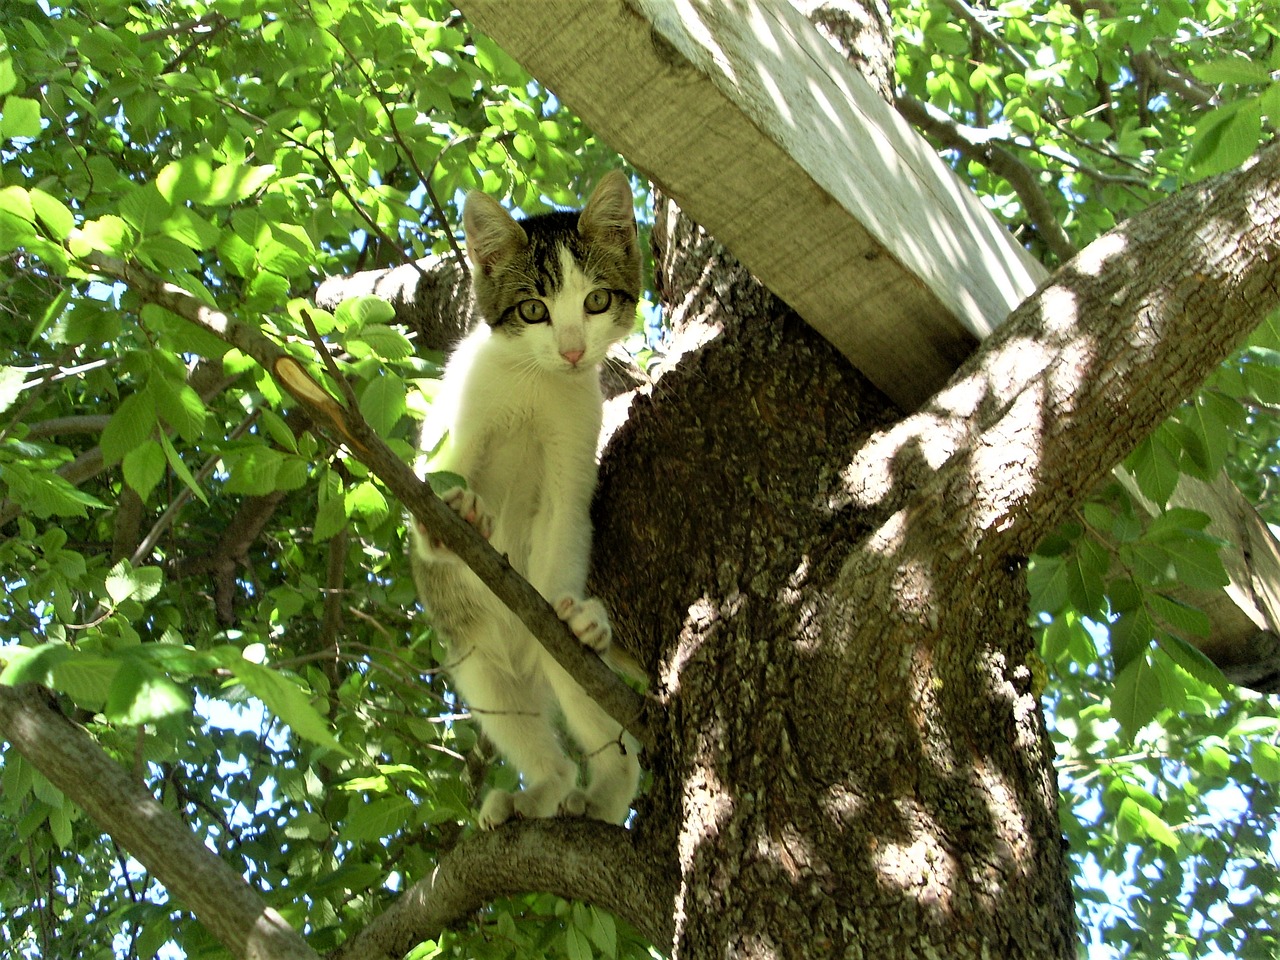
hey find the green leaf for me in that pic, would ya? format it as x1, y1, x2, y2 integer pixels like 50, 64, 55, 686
105, 658, 191, 724
1160, 536, 1230, 590
358, 374, 407, 437
1117, 797, 1180, 850
1111, 654, 1164, 741
122, 440, 167, 501
565, 925, 592, 960
210, 164, 276, 205
101, 391, 158, 466
48, 804, 72, 850
0, 365, 27, 415
342, 795, 413, 843
120, 183, 173, 238
223, 446, 284, 495
1, 461, 106, 518
29, 188, 75, 240
426, 471, 466, 497
52, 653, 120, 710
588, 907, 617, 958
0, 95, 41, 140
350, 324, 414, 361
285, 811, 332, 842
1027, 555, 1070, 615
1192, 57, 1272, 85
104, 559, 163, 604
1110, 605, 1154, 673
1251, 742, 1280, 783
1228, 715, 1280, 739
346, 481, 389, 523
1190, 99, 1264, 177
228, 658, 349, 755
156, 155, 216, 204
1, 643, 71, 687
314, 486, 347, 542
70, 215, 132, 257
157, 431, 209, 505
1125, 431, 1181, 506
0, 48, 17, 98
162, 206, 221, 251
1146, 593, 1211, 639
334, 295, 396, 330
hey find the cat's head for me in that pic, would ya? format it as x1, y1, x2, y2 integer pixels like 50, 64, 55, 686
462, 170, 641, 373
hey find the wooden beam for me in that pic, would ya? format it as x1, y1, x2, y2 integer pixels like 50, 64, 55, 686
456, 0, 1043, 410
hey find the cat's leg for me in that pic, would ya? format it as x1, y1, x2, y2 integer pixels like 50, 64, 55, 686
545, 657, 641, 824
554, 595, 611, 654
543, 599, 640, 823
449, 648, 577, 829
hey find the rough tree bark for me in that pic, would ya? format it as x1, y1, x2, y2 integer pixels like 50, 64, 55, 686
592, 195, 1078, 957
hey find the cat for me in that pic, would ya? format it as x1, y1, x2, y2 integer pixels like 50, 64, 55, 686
409, 171, 642, 830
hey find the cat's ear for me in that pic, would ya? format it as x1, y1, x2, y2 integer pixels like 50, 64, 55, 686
578, 170, 636, 248
464, 190, 527, 275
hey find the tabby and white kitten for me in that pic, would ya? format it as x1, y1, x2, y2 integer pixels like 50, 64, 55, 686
409, 171, 642, 829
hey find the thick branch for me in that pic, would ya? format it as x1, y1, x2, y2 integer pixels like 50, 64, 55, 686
0, 684, 319, 960
79, 252, 653, 752
847, 143, 1280, 572
328, 821, 676, 960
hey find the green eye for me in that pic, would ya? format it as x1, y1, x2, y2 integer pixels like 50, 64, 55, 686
516, 299, 548, 323
584, 289, 612, 314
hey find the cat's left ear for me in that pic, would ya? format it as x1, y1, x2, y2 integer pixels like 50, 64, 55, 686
464, 189, 528, 275
578, 170, 637, 249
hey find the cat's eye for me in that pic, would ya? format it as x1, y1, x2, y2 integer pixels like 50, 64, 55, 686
584, 289, 612, 314
516, 299, 548, 323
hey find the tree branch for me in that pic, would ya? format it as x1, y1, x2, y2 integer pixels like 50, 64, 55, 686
895, 94, 1079, 263
78, 251, 654, 752
846, 142, 1280, 569
327, 820, 676, 960
0, 684, 320, 960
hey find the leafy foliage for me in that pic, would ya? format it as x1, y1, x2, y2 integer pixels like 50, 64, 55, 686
0, 1, 635, 957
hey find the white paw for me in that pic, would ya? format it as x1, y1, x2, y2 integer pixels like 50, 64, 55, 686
555, 596, 612, 654
441, 487, 493, 540
476, 789, 516, 830
558, 788, 588, 818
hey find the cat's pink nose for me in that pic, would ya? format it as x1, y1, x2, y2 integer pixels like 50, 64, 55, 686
561, 348, 584, 366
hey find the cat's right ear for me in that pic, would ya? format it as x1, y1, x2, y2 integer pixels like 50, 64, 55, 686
463, 190, 527, 275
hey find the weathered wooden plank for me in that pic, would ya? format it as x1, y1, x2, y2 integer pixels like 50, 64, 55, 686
456, 0, 1043, 410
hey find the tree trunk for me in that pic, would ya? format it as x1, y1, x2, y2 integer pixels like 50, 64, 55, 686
591, 181, 1078, 955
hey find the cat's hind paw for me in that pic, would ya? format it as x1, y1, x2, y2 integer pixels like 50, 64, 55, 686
558, 788, 588, 819
555, 596, 612, 654
476, 789, 516, 830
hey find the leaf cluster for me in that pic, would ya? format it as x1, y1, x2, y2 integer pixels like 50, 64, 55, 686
0, 1, 637, 957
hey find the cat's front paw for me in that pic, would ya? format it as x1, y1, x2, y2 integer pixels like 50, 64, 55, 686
555, 596, 612, 654
415, 486, 494, 558
441, 487, 493, 539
